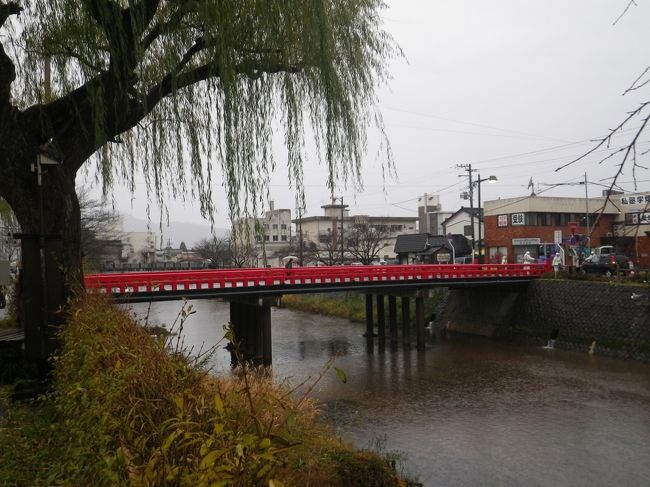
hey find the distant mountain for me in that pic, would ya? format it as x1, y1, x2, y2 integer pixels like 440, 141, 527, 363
121, 214, 229, 248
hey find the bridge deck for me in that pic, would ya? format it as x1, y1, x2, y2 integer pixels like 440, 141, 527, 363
85, 263, 548, 303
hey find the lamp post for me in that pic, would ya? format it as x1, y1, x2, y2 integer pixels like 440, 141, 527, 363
476, 174, 498, 264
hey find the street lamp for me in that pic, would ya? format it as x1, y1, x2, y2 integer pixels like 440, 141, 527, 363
476, 174, 497, 263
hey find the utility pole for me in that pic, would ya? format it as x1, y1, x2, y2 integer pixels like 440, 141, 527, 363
584, 172, 590, 243
457, 163, 476, 258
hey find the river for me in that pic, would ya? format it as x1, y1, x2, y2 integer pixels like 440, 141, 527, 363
127, 299, 650, 487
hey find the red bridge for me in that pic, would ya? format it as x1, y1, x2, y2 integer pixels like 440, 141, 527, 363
85, 263, 548, 365
85, 263, 548, 302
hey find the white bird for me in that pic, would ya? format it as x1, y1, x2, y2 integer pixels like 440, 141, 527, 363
630, 293, 642, 300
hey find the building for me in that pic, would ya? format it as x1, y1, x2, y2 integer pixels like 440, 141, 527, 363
605, 191, 650, 267
121, 231, 157, 264
441, 207, 482, 248
393, 233, 473, 264
295, 200, 418, 264
233, 202, 293, 267
483, 195, 621, 265
417, 193, 453, 234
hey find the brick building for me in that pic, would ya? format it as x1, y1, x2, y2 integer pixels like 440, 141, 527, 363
483, 195, 620, 265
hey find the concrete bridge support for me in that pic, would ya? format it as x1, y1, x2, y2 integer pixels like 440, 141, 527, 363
437, 286, 524, 337
388, 296, 398, 341
377, 294, 386, 342
415, 296, 425, 351
361, 290, 431, 350
365, 294, 374, 337
229, 297, 278, 365
401, 297, 410, 341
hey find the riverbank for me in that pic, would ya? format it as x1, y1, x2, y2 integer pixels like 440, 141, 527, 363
0, 296, 409, 486
439, 279, 650, 362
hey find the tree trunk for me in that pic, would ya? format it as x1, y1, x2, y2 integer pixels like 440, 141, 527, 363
2, 145, 83, 368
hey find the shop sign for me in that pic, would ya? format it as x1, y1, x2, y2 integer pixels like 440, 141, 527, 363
625, 212, 650, 225
512, 238, 540, 245
620, 194, 650, 206
436, 252, 451, 263
511, 213, 525, 226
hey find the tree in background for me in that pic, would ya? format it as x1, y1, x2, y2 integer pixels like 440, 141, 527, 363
346, 224, 389, 264
0, 197, 19, 263
193, 235, 231, 268
179, 241, 187, 252
0, 0, 397, 301
557, 3, 649, 243
78, 190, 122, 272
305, 230, 340, 266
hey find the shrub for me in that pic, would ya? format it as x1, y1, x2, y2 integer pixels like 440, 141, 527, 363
0, 296, 404, 486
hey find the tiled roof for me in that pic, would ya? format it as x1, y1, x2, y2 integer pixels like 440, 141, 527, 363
394, 233, 473, 255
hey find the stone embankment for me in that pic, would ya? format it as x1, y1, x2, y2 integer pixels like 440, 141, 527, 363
438, 280, 650, 362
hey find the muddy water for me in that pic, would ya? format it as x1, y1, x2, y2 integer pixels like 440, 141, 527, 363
127, 299, 650, 486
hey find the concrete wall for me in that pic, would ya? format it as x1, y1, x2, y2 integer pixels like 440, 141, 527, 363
438, 280, 650, 362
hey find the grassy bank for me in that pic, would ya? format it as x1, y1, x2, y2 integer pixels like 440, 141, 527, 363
0, 296, 410, 486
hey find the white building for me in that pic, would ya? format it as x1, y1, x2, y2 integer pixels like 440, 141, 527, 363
295, 200, 418, 263
233, 202, 293, 267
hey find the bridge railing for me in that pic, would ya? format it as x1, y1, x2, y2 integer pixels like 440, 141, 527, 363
84, 263, 548, 295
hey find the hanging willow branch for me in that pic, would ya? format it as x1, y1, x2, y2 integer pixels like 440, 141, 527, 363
1, 0, 400, 225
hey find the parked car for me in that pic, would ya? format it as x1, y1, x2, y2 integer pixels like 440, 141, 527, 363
580, 253, 630, 276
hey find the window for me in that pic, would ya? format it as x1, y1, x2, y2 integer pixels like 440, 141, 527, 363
497, 215, 508, 227
281, 224, 287, 230
511, 213, 525, 226
525, 213, 537, 226
265, 235, 270, 241
281, 235, 288, 241
540, 213, 552, 226
272, 224, 278, 230
263, 224, 269, 230
463, 225, 472, 236
272, 235, 278, 241
390, 224, 403, 232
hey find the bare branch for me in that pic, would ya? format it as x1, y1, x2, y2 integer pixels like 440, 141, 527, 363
555, 101, 650, 172
613, 0, 637, 26
623, 65, 650, 94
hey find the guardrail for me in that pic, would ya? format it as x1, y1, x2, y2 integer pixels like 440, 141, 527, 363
85, 263, 548, 296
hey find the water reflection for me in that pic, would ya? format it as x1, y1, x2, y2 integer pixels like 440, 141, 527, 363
126, 299, 650, 487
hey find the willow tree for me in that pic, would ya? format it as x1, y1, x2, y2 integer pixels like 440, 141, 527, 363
0, 0, 397, 296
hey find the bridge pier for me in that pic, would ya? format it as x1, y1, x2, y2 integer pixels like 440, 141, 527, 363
376, 294, 386, 342
401, 297, 410, 341
364, 294, 374, 337
388, 296, 397, 341
415, 296, 425, 351
229, 297, 277, 366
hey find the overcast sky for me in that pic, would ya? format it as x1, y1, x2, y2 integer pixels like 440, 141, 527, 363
86, 0, 650, 230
